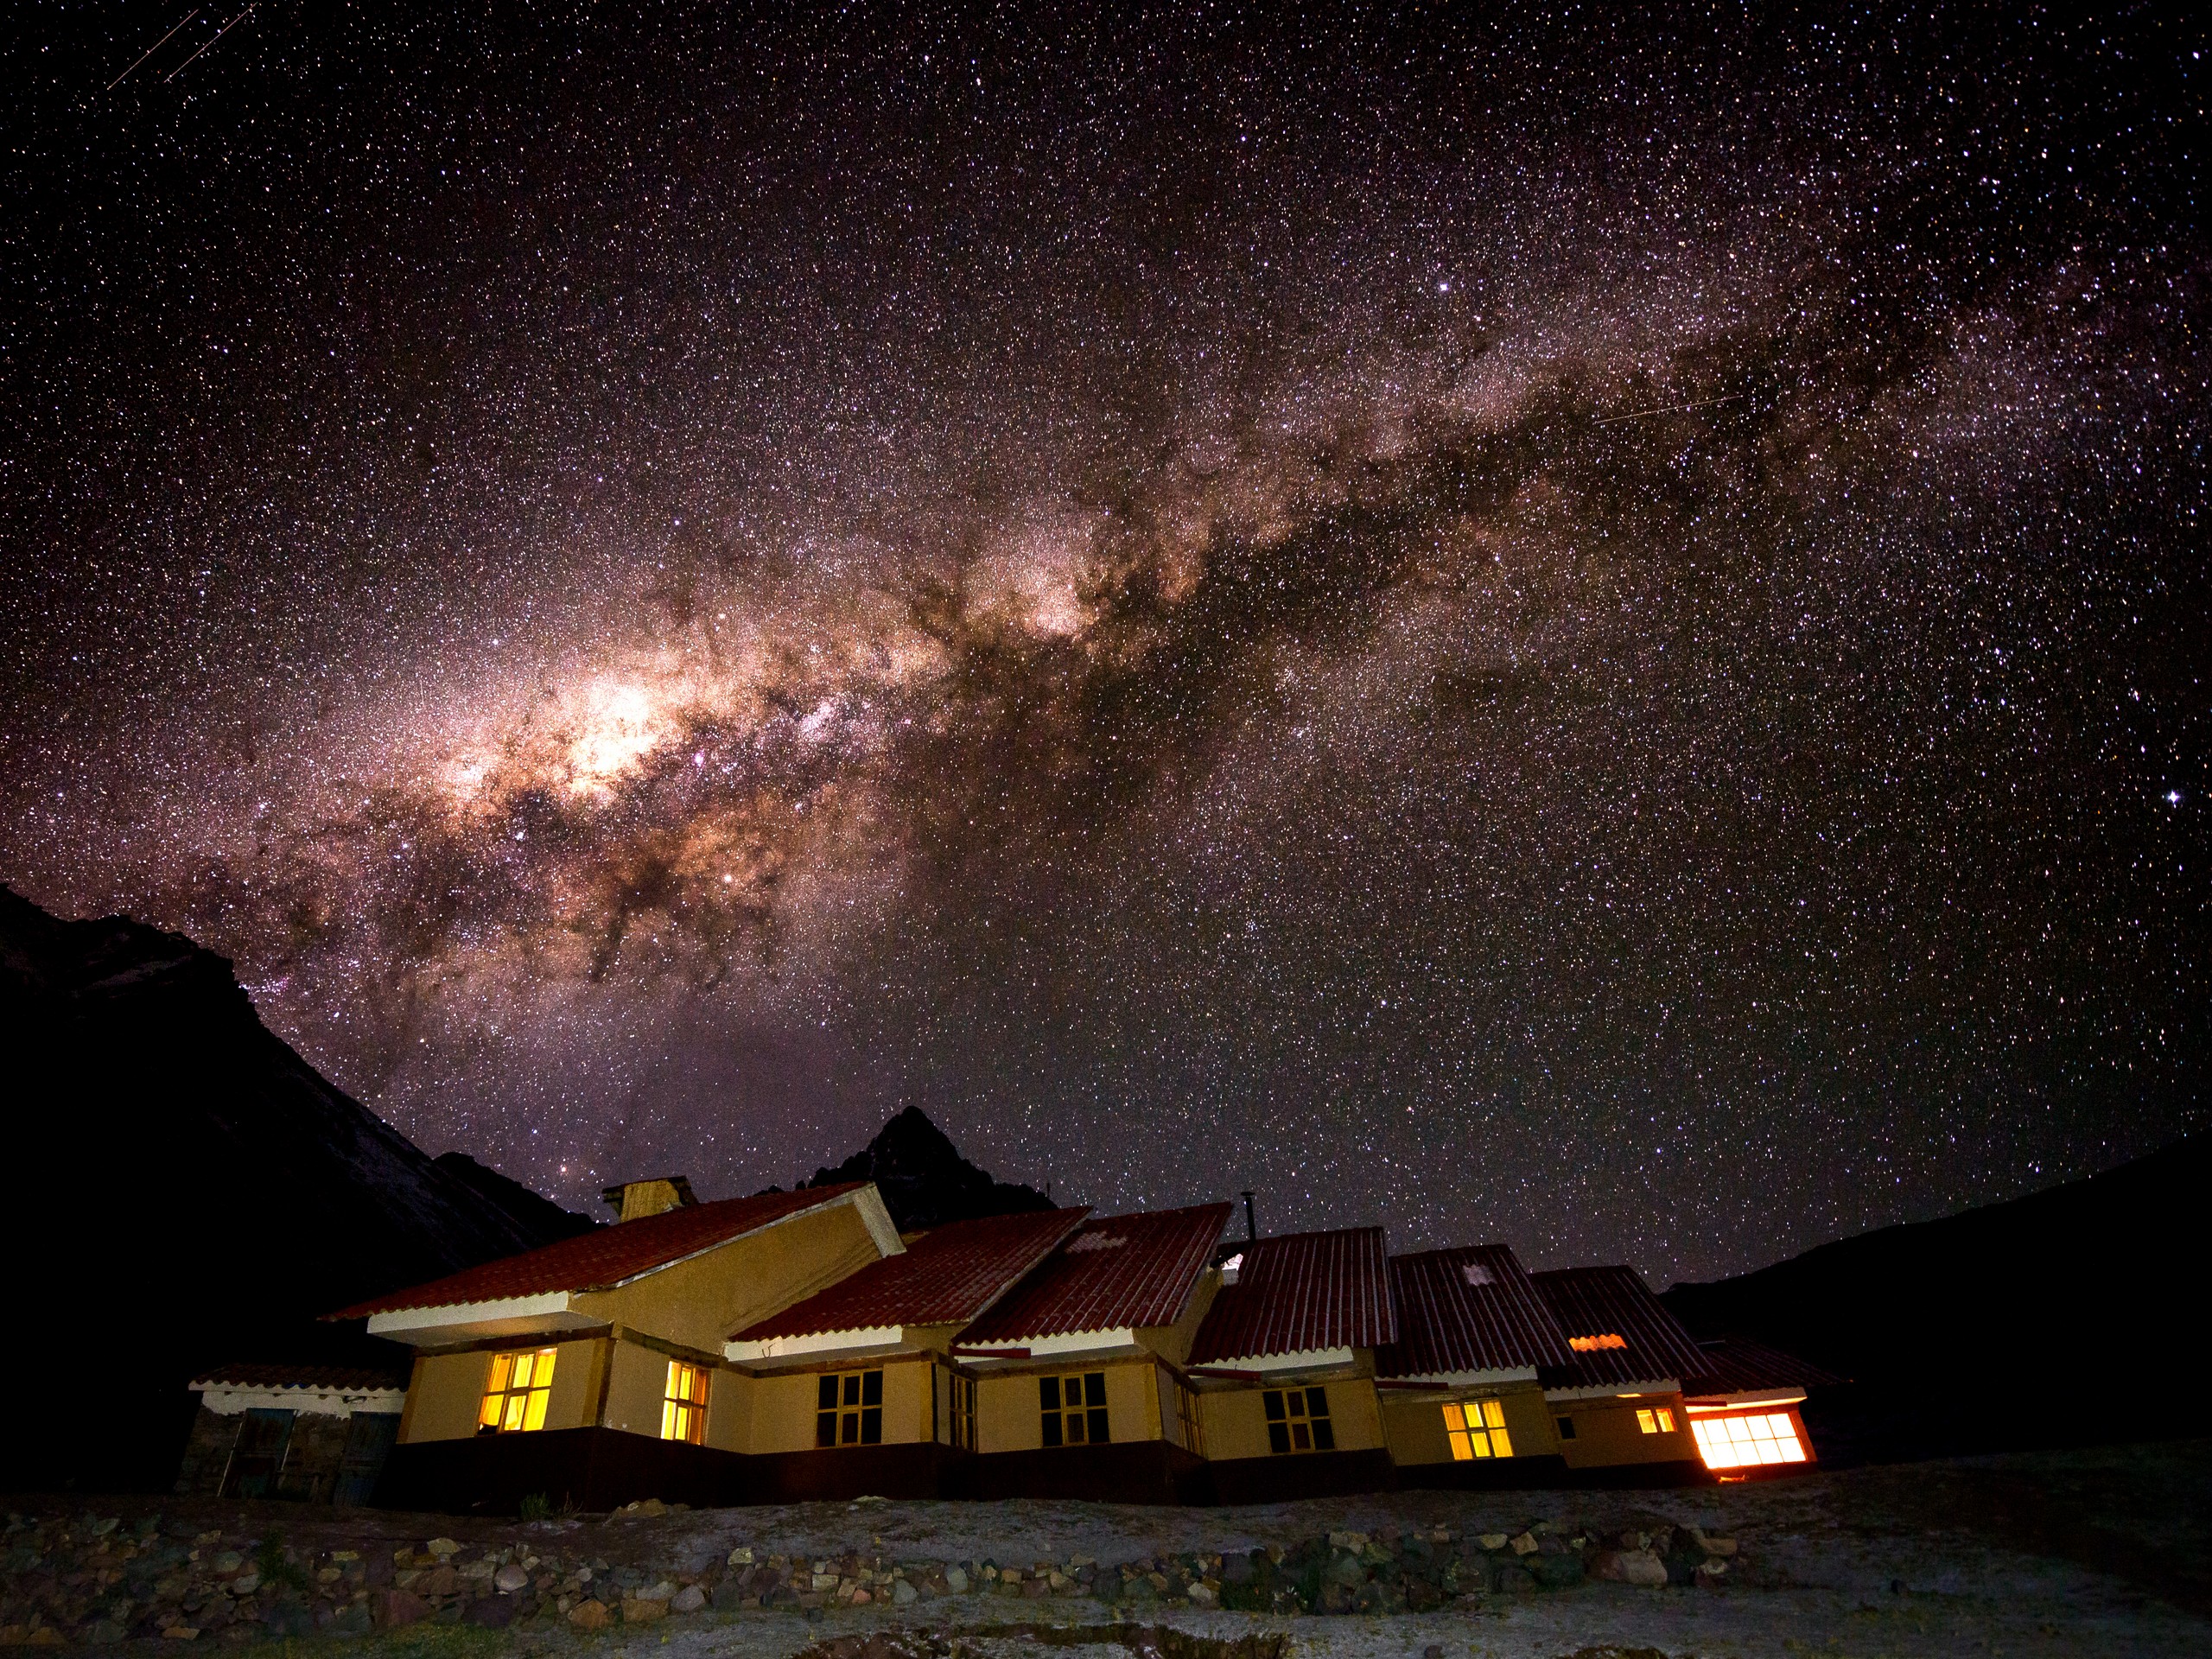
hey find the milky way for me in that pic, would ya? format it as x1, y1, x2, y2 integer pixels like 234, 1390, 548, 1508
3, 5, 2203, 1280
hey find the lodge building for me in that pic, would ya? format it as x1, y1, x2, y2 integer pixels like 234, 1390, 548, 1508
181, 1175, 1826, 1511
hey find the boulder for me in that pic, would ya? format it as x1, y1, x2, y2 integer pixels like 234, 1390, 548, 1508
568, 1599, 612, 1630
1592, 1548, 1669, 1588
494, 1565, 530, 1594
671, 1585, 706, 1613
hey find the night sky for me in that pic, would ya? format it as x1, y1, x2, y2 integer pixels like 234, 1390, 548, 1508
4, 3, 2202, 1283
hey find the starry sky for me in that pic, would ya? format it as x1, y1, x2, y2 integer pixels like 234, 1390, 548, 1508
3, 3, 2202, 1283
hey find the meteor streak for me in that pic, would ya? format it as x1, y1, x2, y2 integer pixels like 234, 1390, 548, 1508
104, 8, 200, 91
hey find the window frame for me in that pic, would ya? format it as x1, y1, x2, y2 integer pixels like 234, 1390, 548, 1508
660, 1359, 710, 1445
1443, 1397, 1514, 1460
948, 1371, 978, 1451
814, 1370, 884, 1448
1039, 1371, 1109, 1447
1262, 1385, 1336, 1454
1689, 1409, 1808, 1469
478, 1348, 558, 1435
1635, 1405, 1679, 1435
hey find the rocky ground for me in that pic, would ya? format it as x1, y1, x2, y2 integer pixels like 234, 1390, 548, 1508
5, 1439, 2208, 1658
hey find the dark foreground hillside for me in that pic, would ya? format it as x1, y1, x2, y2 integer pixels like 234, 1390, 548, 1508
0, 887, 596, 1493
1662, 1135, 2204, 1465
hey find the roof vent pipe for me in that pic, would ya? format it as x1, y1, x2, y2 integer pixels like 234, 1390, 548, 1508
1241, 1189, 1257, 1243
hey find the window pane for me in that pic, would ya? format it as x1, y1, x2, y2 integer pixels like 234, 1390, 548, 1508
662, 1401, 679, 1440
841, 1411, 858, 1445
1286, 1394, 1306, 1420
1267, 1421, 1291, 1455
504, 1394, 526, 1431
1481, 1400, 1505, 1429
479, 1395, 503, 1428
524, 1389, 550, 1432
1084, 1373, 1106, 1407
843, 1374, 861, 1407
817, 1411, 836, 1448
1041, 1376, 1061, 1412
861, 1408, 881, 1445
1306, 1387, 1330, 1419
1262, 1390, 1285, 1421
818, 1375, 838, 1409
1447, 1428, 1472, 1461
1291, 1421, 1310, 1450
1042, 1412, 1063, 1447
862, 1370, 883, 1407
1311, 1417, 1336, 1451
1088, 1407, 1109, 1445
1637, 1409, 1656, 1433
1490, 1423, 1513, 1458
487, 1354, 513, 1392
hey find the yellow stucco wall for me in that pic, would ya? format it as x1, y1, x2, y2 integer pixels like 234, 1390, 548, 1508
1554, 1394, 1697, 1468
1198, 1377, 1385, 1462
599, 1336, 680, 1438
1378, 1385, 1556, 1465
1135, 1269, 1222, 1368
747, 1358, 936, 1452
398, 1351, 493, 1444
571, 1199, 884, 1353
704, 1365, 753, 1452
975, 1361, 1159, 1452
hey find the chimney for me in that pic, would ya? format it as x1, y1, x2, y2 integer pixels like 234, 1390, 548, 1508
600, 1176, 698, 1223
1241, 1189, 1257, 1243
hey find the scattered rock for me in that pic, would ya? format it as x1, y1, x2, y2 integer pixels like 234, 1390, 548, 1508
370, 1588, 430, 1630
568, 1599, 612, 1630
1592, 1548, 1669, 1587
671, 1584, 707, 1613
494, 1564, 531, 1593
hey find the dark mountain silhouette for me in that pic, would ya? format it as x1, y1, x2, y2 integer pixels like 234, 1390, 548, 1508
794, 1105, 1054, 1232
1662, 1135, 2203, 1465
0, 887, 595, 1492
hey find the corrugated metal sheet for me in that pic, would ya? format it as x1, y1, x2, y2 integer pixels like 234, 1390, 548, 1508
329, 1185, 867, 1317
192, 1362, 409, 1390
734, 1207, 1091, 1339
1188, 1226, 1395, 1363
1529, 1264, 1713, 1389
958, 1203, 1233, 1341
1375, 1243, 1573, 1377
1682, 1336, 1847, 1396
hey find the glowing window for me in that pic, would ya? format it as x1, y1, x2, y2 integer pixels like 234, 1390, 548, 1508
1444, 1399, 1514, 1459
1635, 1406, 1678, 1435
1568, 1332, 1628, 1352
660, 1360, 709, 1445
478, 1348, 556, 1434
1262, 1386, 1335, 1453
816, 1370, 883, 1446
1691, 1410, 1808, 1470
1041, 1372, 1109, 1446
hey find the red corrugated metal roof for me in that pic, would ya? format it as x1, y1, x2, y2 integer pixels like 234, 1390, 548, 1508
1189, 1226, 1395, 1363
1529, 1264, 1713, 1389
1683, 1336, 1847, 1397
327, 1185, 868, 1318
734, 1207, 1092, 1340
1376, 1243, 1573, 1377
957, 1203, 1233, 1341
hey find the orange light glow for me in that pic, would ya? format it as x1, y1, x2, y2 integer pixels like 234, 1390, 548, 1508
1567, 1332, 1627, 1351
1691, 1410, 1808, 1469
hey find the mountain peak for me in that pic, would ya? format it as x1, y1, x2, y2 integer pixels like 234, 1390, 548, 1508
799, 1105, 1053, 1232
